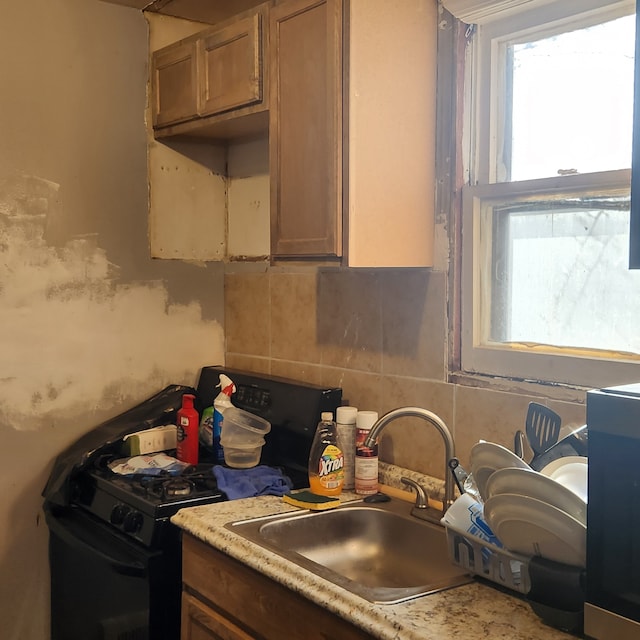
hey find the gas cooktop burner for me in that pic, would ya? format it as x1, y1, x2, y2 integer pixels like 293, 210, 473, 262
164, 479, 192, 497
130, 469, 219, 501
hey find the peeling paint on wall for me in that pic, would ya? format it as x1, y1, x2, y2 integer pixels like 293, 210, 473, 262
0, 173, 224, 432
0, 3, 228, 638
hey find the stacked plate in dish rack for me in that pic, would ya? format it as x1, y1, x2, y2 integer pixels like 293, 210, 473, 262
470, 441, 588, 568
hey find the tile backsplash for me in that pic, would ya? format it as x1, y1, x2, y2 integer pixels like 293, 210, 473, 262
224, 267, 586, 480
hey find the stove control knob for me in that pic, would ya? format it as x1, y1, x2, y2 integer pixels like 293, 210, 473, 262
110, 504, 130, 525
123, 510, 144, 534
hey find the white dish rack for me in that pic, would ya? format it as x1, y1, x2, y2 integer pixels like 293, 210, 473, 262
444, 521, 532, 595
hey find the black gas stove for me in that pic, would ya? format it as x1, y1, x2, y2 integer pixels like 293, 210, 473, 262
43, 366, 341, 640
74, 459, 226, 547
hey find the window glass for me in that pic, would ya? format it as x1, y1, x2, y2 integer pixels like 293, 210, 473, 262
505, 14, 635, 182
487, 192, 639, 353
461, 0, 640, 387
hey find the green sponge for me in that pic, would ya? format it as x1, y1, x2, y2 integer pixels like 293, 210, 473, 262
283, 490, 341, 511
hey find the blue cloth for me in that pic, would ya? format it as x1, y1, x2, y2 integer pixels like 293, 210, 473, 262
213, 465, 293, 500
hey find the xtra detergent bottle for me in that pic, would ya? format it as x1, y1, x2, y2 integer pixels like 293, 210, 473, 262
308, 412, 344, 496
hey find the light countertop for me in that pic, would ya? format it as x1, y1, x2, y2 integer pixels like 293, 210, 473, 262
172, 482, 578, 640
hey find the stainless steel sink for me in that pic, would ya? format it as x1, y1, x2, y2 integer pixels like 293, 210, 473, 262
225, 498, 472, 604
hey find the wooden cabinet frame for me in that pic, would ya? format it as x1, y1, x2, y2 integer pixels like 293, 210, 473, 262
181, 533, 373, 640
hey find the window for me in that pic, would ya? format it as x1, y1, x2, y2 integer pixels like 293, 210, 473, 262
460, 0, 639, 388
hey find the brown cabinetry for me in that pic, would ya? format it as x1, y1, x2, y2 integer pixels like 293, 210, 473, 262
181, 533, 373, 640
199, 14, 263, 117
152, 40, 199, 128
148, 0, 437, 266
151, 4, 269, 141
269, 0, 437, 266
269, 0, 342, 258
181, 592, 253, 640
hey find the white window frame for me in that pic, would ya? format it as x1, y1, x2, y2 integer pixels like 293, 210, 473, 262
460, 0, 638, 389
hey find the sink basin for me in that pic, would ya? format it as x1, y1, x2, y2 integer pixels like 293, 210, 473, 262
225, 498, 472, 604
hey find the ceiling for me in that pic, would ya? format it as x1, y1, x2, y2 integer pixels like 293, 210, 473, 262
100, 0, 265, 24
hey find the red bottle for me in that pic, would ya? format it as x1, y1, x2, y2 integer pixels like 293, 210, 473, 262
176, 394, 199, 465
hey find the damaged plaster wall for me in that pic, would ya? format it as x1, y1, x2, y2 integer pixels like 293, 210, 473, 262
0, 174, 222, 429
0, 1, 225, 638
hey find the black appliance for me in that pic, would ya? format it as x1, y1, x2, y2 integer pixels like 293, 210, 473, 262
43, 366, 341, 640
528, 424, 588, 472
585, 383, 640, 639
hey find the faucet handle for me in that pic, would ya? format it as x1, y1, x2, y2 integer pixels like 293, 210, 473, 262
401, 477, 443, 524
401, 477, 428, 509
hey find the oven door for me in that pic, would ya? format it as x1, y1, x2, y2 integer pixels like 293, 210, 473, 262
586, 387, 640, 639
45, 505, 181, 640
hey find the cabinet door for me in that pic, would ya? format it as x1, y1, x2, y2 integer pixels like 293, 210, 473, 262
199, 13, 264, 117
181, 592, 253, 640
152, 40, 199, 128
270, 0, 343, 258
182, 534, 373, 640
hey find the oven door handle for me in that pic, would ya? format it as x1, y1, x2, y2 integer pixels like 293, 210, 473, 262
46, 509, 148, 578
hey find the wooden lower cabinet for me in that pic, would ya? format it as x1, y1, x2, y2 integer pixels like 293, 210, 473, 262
181, 533, 374, 640
182, 592, 253, 640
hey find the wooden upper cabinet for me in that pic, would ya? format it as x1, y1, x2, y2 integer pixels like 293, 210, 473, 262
269, 0, 437, 266
152, 40, 199, 128
151, 4, 269, 140
149, 0, 437, 266
269, 0, 342, 258
199, 13, 263, 117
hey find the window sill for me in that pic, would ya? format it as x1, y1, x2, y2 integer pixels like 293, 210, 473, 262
448, 370, 587, 404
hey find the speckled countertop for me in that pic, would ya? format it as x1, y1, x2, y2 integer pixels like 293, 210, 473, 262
172, 464, 577, 640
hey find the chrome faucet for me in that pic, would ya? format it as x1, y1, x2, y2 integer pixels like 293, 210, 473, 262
363, 407, 456, 516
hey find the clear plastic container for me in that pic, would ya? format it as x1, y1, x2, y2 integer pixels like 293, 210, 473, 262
221, 407, 271, 446
220, 436, 266, 468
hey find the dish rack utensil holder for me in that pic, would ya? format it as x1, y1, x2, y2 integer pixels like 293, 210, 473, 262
445, 517, 586, 634
444, 522, 531, 594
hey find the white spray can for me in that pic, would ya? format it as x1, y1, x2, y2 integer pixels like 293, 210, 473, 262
336, 406, 358, 490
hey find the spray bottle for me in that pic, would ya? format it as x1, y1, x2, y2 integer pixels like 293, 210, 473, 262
176, 394, 199, 465
212, 374, 236, 463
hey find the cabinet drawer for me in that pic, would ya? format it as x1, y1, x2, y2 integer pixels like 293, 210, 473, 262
199, 13, 264, 117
